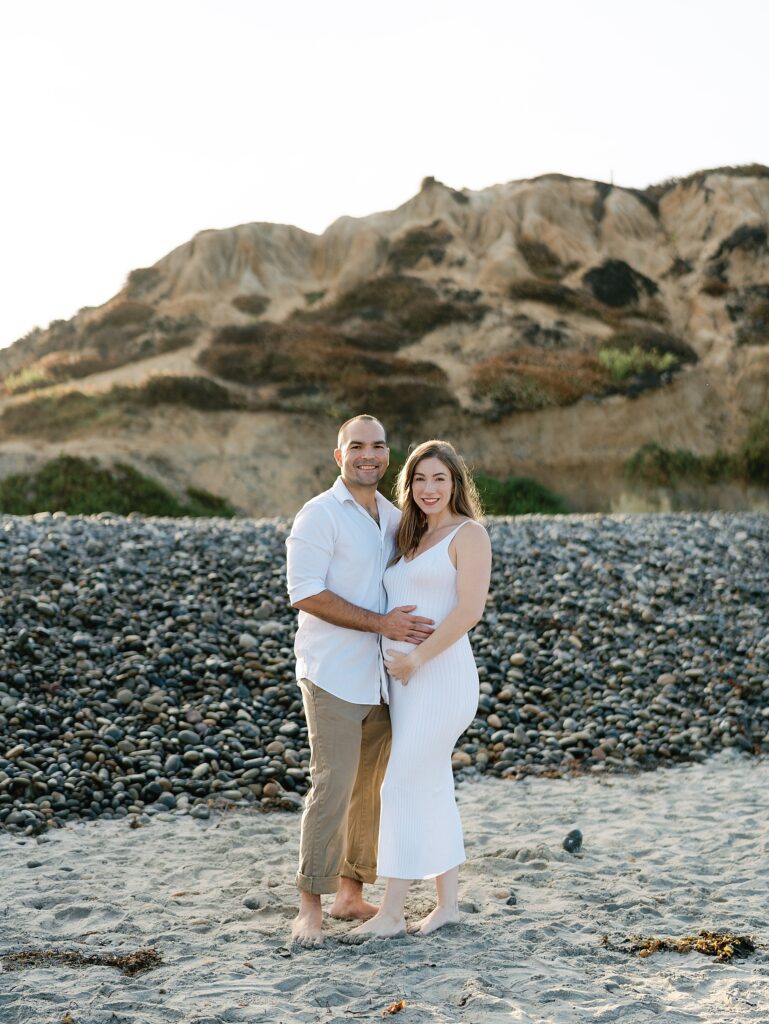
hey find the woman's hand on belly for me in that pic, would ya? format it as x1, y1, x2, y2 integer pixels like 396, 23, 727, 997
383, 647, 421, 685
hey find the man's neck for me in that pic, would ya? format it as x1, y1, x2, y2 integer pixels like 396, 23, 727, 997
341, 476, 380, 517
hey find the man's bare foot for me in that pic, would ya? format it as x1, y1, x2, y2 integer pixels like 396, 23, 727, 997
291, 899, 323, 948
329, 894, 379, 921
339, 911, 406, 944
329, 878, 377, 921
408, 905, 461, 936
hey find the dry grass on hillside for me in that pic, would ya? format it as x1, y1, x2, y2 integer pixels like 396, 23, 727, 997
386, 222, 454, 271
317, 273, 487, 340
727, 286, 769, 346
1, 306, 200, 396
471, 347, 611, 417
645, 163, 769, 201
0, 377, 244, 441
507, 279, 611, 321
198, 320, 456, 419
517, 237, 576, 281
196, 273, 486, 418
231, 294, 270, 317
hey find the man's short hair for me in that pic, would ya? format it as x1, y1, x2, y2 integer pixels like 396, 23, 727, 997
337, 414, 387, 449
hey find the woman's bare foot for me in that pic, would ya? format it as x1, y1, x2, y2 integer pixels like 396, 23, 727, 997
291, 894, 323, 947
408, 904, 461, 936
339, 911, 406, 944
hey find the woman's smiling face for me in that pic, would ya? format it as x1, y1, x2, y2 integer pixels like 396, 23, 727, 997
411, 457, 453, 517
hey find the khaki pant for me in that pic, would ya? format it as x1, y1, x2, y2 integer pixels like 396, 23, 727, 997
296, 679, 391, 895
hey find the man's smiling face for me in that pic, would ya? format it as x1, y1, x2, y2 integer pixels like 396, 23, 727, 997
334, 419, 389, 488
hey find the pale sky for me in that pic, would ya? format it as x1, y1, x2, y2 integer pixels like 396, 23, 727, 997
2, 0, 767, 349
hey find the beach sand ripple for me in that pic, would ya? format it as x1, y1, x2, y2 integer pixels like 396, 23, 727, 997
1, 752, 767, 1023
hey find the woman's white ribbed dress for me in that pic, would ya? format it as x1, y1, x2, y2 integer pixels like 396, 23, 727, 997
378, 521, 480, 880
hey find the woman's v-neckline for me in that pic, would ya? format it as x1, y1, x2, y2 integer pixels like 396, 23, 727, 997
403, 520, 469, 564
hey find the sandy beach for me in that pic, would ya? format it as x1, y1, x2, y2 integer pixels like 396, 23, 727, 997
1, 512, 767, 1022
1, 751, 767, 1024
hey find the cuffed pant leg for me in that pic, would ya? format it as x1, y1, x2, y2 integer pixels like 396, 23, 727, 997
342, 702, 392, 884
296, 680, 370, 895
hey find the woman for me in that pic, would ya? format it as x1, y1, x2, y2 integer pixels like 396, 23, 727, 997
346, 439, 492, 940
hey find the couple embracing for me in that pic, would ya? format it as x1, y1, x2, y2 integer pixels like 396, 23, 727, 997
286, 414, 492, 945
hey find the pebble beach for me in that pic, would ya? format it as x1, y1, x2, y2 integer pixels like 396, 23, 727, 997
1, 511, 768, 1022
1, 512, 767, 829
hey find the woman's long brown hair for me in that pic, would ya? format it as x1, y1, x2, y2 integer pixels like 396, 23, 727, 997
393, 440, 483, 560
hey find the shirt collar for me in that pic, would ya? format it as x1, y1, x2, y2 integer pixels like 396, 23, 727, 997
332, 476, 356, 505
332, 475, 389, 514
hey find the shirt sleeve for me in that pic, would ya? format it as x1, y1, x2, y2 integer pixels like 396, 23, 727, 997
286, 502, 338, 604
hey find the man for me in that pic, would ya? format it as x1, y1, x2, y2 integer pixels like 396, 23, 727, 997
286, 414, 433, 946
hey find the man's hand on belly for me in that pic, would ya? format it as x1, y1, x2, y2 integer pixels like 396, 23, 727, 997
293, 590, 433, 642
380, 605, 434, 644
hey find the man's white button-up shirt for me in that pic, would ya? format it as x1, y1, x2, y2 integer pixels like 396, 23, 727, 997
286, 476, 401, 705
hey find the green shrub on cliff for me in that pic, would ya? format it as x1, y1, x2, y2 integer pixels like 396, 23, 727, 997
2, 366, 55, 395
603, 328, 698, 364
474, 472, 569, 515
598, 346, 678, 381
741, 409, 769, 483
0, 456, 235, 517
624, 412, 769, 487
624, 443, 736, 486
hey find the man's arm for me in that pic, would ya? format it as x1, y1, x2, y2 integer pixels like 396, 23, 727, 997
293, 591, 433, 643
286, 502, 433, 643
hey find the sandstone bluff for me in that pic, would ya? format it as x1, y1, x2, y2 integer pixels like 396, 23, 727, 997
1, 167, 768, 514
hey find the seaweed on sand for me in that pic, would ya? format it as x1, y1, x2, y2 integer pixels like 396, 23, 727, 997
1, 946, 162, 976
602, 930, 756, 962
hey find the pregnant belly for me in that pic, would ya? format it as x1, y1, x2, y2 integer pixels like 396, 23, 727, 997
383, 638, 417, 657
383, 635, 475, 675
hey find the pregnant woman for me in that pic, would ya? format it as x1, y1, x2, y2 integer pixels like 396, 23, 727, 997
346, 439, 492, 940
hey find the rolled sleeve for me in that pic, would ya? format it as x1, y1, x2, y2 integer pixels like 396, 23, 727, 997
286, 504, 337, 605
